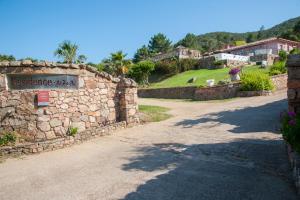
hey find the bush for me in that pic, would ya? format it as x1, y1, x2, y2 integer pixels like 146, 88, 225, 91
154, 58, 199, 76
128, 60, 155, 85
213, 60, 225, 66
154, 60, 179, 75
278, 50, 287, 61
0, 132, 17, 146
269, 60, 286, 75
177, 59, 198, 72
280, 111, 300, 153
269, 69, 282, 76
240, 72, 274, 91
290, 48, 300, 55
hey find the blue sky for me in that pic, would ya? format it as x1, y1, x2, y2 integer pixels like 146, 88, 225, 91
0, 0, 299, 63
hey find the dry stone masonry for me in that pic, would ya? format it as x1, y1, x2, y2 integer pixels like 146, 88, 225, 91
0, 60, 139, 154
286, 54, 300, 193
287, 55, 300, 114
138, 74, 287, 100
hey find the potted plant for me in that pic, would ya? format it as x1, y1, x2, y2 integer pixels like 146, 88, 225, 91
229, 67, 240, 81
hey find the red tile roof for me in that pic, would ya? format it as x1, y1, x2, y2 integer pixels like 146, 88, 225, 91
216, 37, 300, 53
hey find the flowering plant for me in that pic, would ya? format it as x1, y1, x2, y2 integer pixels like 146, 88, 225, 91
280, 111, 300, 153
229, 68, 240, 75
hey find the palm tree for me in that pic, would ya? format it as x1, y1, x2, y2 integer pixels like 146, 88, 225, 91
110, 51, 131, 76
54, 40, 78, 64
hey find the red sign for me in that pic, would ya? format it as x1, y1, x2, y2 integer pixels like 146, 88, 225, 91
37, 91, 49, 106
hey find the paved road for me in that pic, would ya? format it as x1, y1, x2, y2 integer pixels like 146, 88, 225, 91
0, 91, 298, 200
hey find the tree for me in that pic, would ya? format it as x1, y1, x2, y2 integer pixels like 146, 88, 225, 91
176, 33, 200, 50
246, 33, 255, 43
281, 29, 299, 41
133, 45, 151, 63
101, 51, 132, 76
257, 25, 265, 40
76, 54, 87, 64
0, 54, 15, 62
294, 20, 300, 34
148, 33, 172, 54
54, 40, 79, 64
128, 60, 155, 85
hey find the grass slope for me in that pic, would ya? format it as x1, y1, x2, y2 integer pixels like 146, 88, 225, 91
149, 66, 268, 88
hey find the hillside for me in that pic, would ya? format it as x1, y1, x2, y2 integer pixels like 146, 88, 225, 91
176, 16, 300, 52
149, 66, 268, 88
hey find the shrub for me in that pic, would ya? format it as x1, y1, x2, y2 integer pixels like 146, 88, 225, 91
269, 60, 286, 75
68, 127, 78, 136
0, 132, 17, 146
154, 58, 199, 76
240, 72, 274, 91
278, 50, 287, 61
269, 69, 282, 76
280, 111, 300, 153
290, 48, 300, 55
178, 59, 198, 72
213, 60, 225, 66
128, 60, 155, 85
154, 60, 178, 75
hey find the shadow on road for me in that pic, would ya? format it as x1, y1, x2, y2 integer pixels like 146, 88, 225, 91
122, 139, 296, 200
174, 99, 287, 134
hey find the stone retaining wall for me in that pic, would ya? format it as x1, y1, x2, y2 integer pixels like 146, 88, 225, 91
286, 55, 300, 193
271, 74, 288, 90
138, 86, 197, 99
287, 55, 300, 113
0, 60, 139, 145
0, 121, 126, 156
193, 83, 240, 101
139, 74, 287, 100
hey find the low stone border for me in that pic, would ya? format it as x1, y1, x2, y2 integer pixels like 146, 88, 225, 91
0, 121, 128, 156
286, 143, 300, 194
237, 90, 273, 97
138, 74, 287, 100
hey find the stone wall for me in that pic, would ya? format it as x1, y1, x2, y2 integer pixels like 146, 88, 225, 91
286, 54, 300, 193
193, 83, 240, 100
138, 74, 287, 100
138, 86, 197, 99
0, 61, 139, 144
0, 121, 126, 156
287, 54, 300, 114
271, 74, 287, 90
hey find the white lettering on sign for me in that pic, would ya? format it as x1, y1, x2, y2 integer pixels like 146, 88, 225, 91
7, 74, 79, 90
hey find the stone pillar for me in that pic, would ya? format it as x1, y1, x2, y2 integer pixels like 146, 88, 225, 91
118, 78, 139, 125
0, 74, 6, 91
287, 54, 300, 114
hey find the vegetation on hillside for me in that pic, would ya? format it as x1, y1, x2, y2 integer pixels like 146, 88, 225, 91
175, 16, 300, 52
148, 65, 269, 88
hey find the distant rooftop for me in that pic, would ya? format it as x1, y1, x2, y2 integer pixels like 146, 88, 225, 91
216, 37, 300, 53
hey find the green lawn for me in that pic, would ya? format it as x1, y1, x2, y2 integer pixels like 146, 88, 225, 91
149, 65, 269, 88
139, 105, 172, 122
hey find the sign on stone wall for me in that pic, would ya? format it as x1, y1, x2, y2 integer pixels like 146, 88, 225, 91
7, 74, 78, 90
37, 91, 50, 106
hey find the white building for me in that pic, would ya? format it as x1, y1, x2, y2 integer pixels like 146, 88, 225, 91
213, 53, 249, 62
